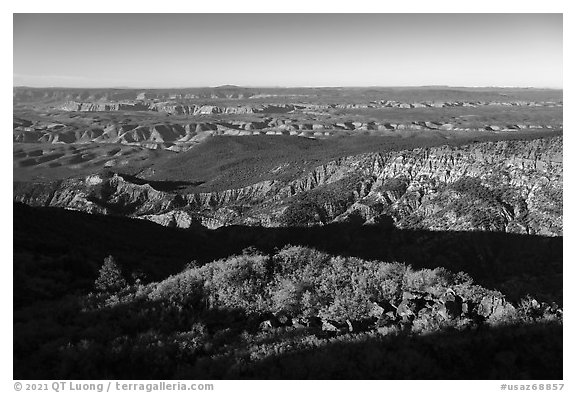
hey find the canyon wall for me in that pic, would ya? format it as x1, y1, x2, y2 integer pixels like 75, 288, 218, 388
14, 137, 562, 236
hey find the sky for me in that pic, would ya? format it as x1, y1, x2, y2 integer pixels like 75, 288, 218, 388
13, 13, 563, 88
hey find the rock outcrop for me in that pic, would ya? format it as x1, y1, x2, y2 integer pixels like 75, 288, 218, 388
16, 116, 562, 152
55, 100, 562, 114
13, 136, 563, 236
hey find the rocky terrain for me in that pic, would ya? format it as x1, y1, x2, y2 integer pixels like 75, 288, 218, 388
13, 86, 563, 380
13, 85, 563, 105
13, 112, 562, 153
14, 87, 562, 152
14, 136, 563, 237
14, 233, 562, 379
57, 99, 562, 114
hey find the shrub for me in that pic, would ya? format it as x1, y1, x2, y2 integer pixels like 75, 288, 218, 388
379, 177, 409, 197
313, 256, 382, 321
202, 253, 272, 314
280, 200, 323, 227
272, 246, 331, 280
94, 256, 127, 294
148, 269, 205, 311
271, 279, 313, 315
279, 177, 360, 226
452, 177, 498, 202
402, 266, 454, 295
372, 262, 407, 302
300, 290, 322, 317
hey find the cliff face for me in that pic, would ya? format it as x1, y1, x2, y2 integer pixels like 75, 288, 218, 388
13, 137, 563, 236
56, 100, 563, 114
13, 86, 564, 105
17, 116, 562, 153
57, 101, 301, 115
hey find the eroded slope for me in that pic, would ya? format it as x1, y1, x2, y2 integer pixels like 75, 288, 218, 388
14, 136, 562, 237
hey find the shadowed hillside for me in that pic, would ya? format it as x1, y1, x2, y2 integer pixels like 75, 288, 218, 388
14, 203, 562, 307
14, 203, 562, 379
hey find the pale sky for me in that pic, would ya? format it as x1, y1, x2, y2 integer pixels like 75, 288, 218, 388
13, 14, 563, 88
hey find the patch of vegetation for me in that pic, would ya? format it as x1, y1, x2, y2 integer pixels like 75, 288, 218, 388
452, 177, 501, 203
280, 176, 363, 226
14, 246, 562, 379
94, 255, 127, 294
378, 176, 409, 197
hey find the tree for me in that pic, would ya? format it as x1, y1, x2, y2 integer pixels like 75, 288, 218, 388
94, 255, 127, 294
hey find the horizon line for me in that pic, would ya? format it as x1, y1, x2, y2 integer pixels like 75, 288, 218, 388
13, 84, 564, 90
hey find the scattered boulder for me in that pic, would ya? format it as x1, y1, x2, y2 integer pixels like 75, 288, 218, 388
291, 318, 306, 329
439, 289, 464, 318
346, 318, 374, 333
377, 310, 399, 327
274, 312, 292, 326
368, 302, 386, 319
321, 320, 346, 333
300, 316, 322, 328
478, 295, 517, 323
259, 315, 281, 331
397, 291, 428, 316
412, 307, 446, 333
395, 300, 414, 318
